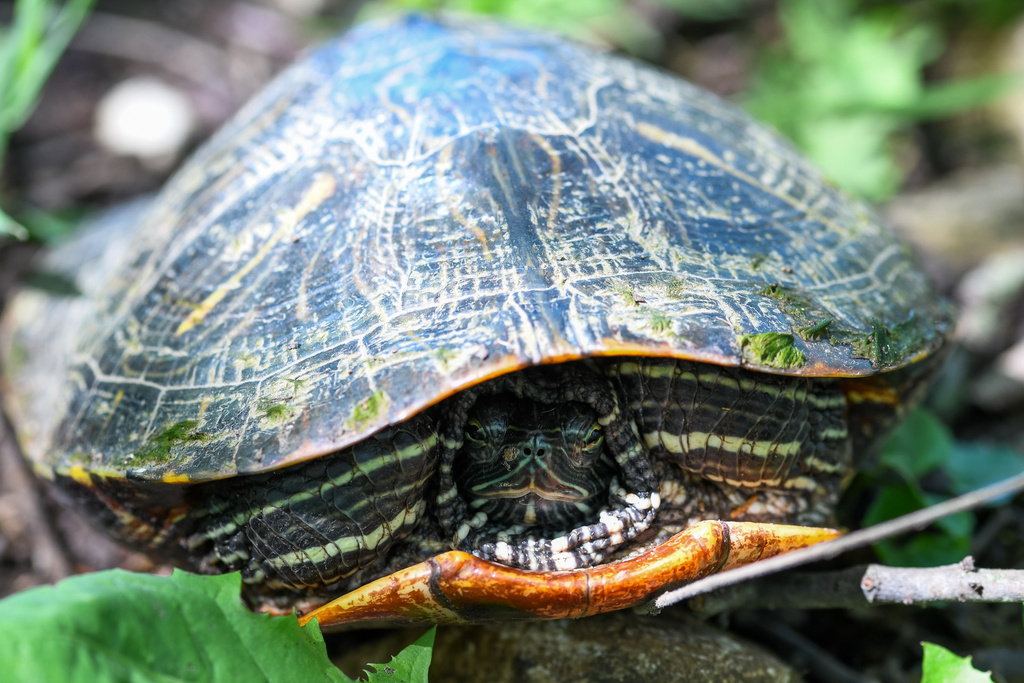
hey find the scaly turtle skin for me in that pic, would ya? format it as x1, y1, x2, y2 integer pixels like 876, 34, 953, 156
0, 15, 949, 624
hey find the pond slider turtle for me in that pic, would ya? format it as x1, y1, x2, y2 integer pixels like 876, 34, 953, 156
0, 15, 949, 627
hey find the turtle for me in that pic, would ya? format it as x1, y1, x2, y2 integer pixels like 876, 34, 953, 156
0, 14, 950, 627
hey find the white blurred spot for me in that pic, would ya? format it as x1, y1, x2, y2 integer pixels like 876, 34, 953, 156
94, 76, 196, 165
271, 0, 327, 17
1000, 340, 1024, 384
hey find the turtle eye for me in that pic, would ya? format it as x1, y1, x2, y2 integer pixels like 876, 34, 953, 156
570, 424, 603, 468
465, 420, 487, 444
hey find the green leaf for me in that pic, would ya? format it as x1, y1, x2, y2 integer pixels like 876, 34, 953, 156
365, 627, 436, 682
0, 0, 96, 132
878, 410, 954, 480
945, 442, 1024, 500
24, 268, 81, 295
920, 642, 993, 683
0, 204, 29, 239
17, 205, 84, 242
876, 531, 971, 568
0, 569, 351, 683
859, 410, 1022, 567
886, 72, 1020, 119
862, 483, 922, 528
924, 493, 974, 539
863, 485, 973, 567
799, 114, 901, 201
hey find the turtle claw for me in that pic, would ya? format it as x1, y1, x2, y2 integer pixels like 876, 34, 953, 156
299, 521, 840, 628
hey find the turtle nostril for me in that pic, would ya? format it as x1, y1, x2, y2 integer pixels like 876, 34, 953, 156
523, 447, 532, 456
537, 448, 545, 456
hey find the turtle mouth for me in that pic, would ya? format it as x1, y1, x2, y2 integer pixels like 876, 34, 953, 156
482, 491, 592, 526
468, 478, 600, 527
471, 478, 591, 503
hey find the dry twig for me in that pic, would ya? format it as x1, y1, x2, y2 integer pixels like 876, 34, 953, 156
687, 558, 1024, 618
651, 470, 1024, 613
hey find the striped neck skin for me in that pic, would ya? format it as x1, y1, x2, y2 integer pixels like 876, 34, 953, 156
453, 395, 616, 532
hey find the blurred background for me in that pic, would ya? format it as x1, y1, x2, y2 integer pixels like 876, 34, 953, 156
1, 1, 1023, 681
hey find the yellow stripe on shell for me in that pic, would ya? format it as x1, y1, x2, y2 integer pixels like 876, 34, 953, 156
67, 465, 93, 488
176, 173, 337, 335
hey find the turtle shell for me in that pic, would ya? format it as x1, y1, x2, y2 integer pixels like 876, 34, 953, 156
1, 14, 949, 487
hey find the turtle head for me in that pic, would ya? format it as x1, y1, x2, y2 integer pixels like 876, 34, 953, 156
453, 395, 615, 529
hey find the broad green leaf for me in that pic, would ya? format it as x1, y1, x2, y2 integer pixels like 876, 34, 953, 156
0, 569, 351, 683
862, 483, 923, 528
857, 410, 1022, 567
365, 627, 435, 682
874, 531, 971, 568
945, 443, 1024, 500
924, 493, 974, 539
920, 642, 993, 683
863, 484, 973, 567
878, 410, 954, 480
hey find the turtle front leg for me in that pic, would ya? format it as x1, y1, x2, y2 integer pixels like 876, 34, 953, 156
299, 521, 840, 627
474, 479, 661, 570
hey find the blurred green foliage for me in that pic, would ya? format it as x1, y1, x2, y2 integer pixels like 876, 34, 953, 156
381, 0, 754, 25
745, 0, 1016, 201
0, 0, 94, 239
862, 410, 1024, 567
367, 0, 659, 52
368, 0, 752, 54
937, 0, 1024, 28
